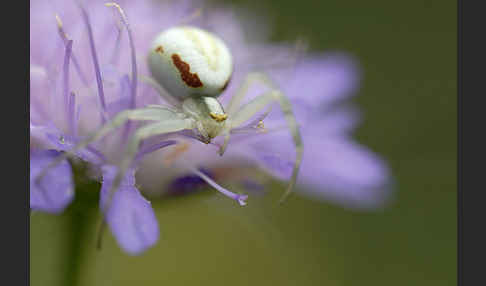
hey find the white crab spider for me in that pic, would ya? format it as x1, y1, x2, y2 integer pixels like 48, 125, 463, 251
37, 12, 303, 210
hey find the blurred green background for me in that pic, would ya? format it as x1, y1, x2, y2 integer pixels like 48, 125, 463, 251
30, 0, 456, 285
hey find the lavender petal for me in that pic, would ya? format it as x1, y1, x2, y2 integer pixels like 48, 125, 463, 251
100, 165, 159, 255
45, 132, 105, 165
298, 137, 392, 209
30, 150, 74, 213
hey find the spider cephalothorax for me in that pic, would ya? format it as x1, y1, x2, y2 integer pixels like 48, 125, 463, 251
181, 96, 227, 143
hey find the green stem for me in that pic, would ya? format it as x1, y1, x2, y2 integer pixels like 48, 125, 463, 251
61, 168, 100, 286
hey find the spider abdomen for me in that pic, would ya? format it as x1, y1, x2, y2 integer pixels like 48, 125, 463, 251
148, 26, 233, 99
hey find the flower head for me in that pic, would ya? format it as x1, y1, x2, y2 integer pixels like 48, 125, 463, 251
30, 0, 186, 254
30, 0, 392, 254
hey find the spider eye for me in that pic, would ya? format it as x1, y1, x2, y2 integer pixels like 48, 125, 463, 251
148, 26, 233, 99
209, 112, 228, 122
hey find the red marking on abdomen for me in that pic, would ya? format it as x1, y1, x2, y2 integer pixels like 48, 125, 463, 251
171, 54, 203, 88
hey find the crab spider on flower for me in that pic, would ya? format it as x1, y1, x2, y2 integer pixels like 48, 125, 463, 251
36, 4, 303, 214
31, 0, 393, 256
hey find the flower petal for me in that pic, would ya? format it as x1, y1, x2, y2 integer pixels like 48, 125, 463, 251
44, 132, 105, 165
30, 150, 74, 213
100, 165, 159, 255
298, 137, 392, 209
243, 131, 295, 180
274, 53, 361, 107
242, 130, 392, 209
255, 152, 294, 180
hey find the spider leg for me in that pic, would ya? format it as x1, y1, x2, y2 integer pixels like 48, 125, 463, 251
35, 106, 181, 186
139, 75, 182, 108
218, 89, 274, 155
219, 72, 274, 155
225, 72, 274, 115
227, 73, 303, 203
100, 117, 194, 215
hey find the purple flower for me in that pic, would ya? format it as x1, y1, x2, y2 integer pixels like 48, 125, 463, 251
30, 0, 184, 254
30, 0, 392, 255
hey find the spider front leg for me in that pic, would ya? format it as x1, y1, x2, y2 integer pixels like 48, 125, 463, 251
218, 72, 273, 155
225, 72, 275, 116
35, 106, 182, 188
101, 117, 194, 215
95, 115, 192, 248
224, 73, 303, 203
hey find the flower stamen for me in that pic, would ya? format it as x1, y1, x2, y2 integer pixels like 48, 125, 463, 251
106, 2, 139, 144
110, 23, 123, 65
55, 14, 89, 86
80, 4, 108, 122
55, 14, 68, 39
68, 92, 77, 137
257, 120, 265, 130
62, 39, 73, 130
105, 2, 137, 109
191, 168, 248, 206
